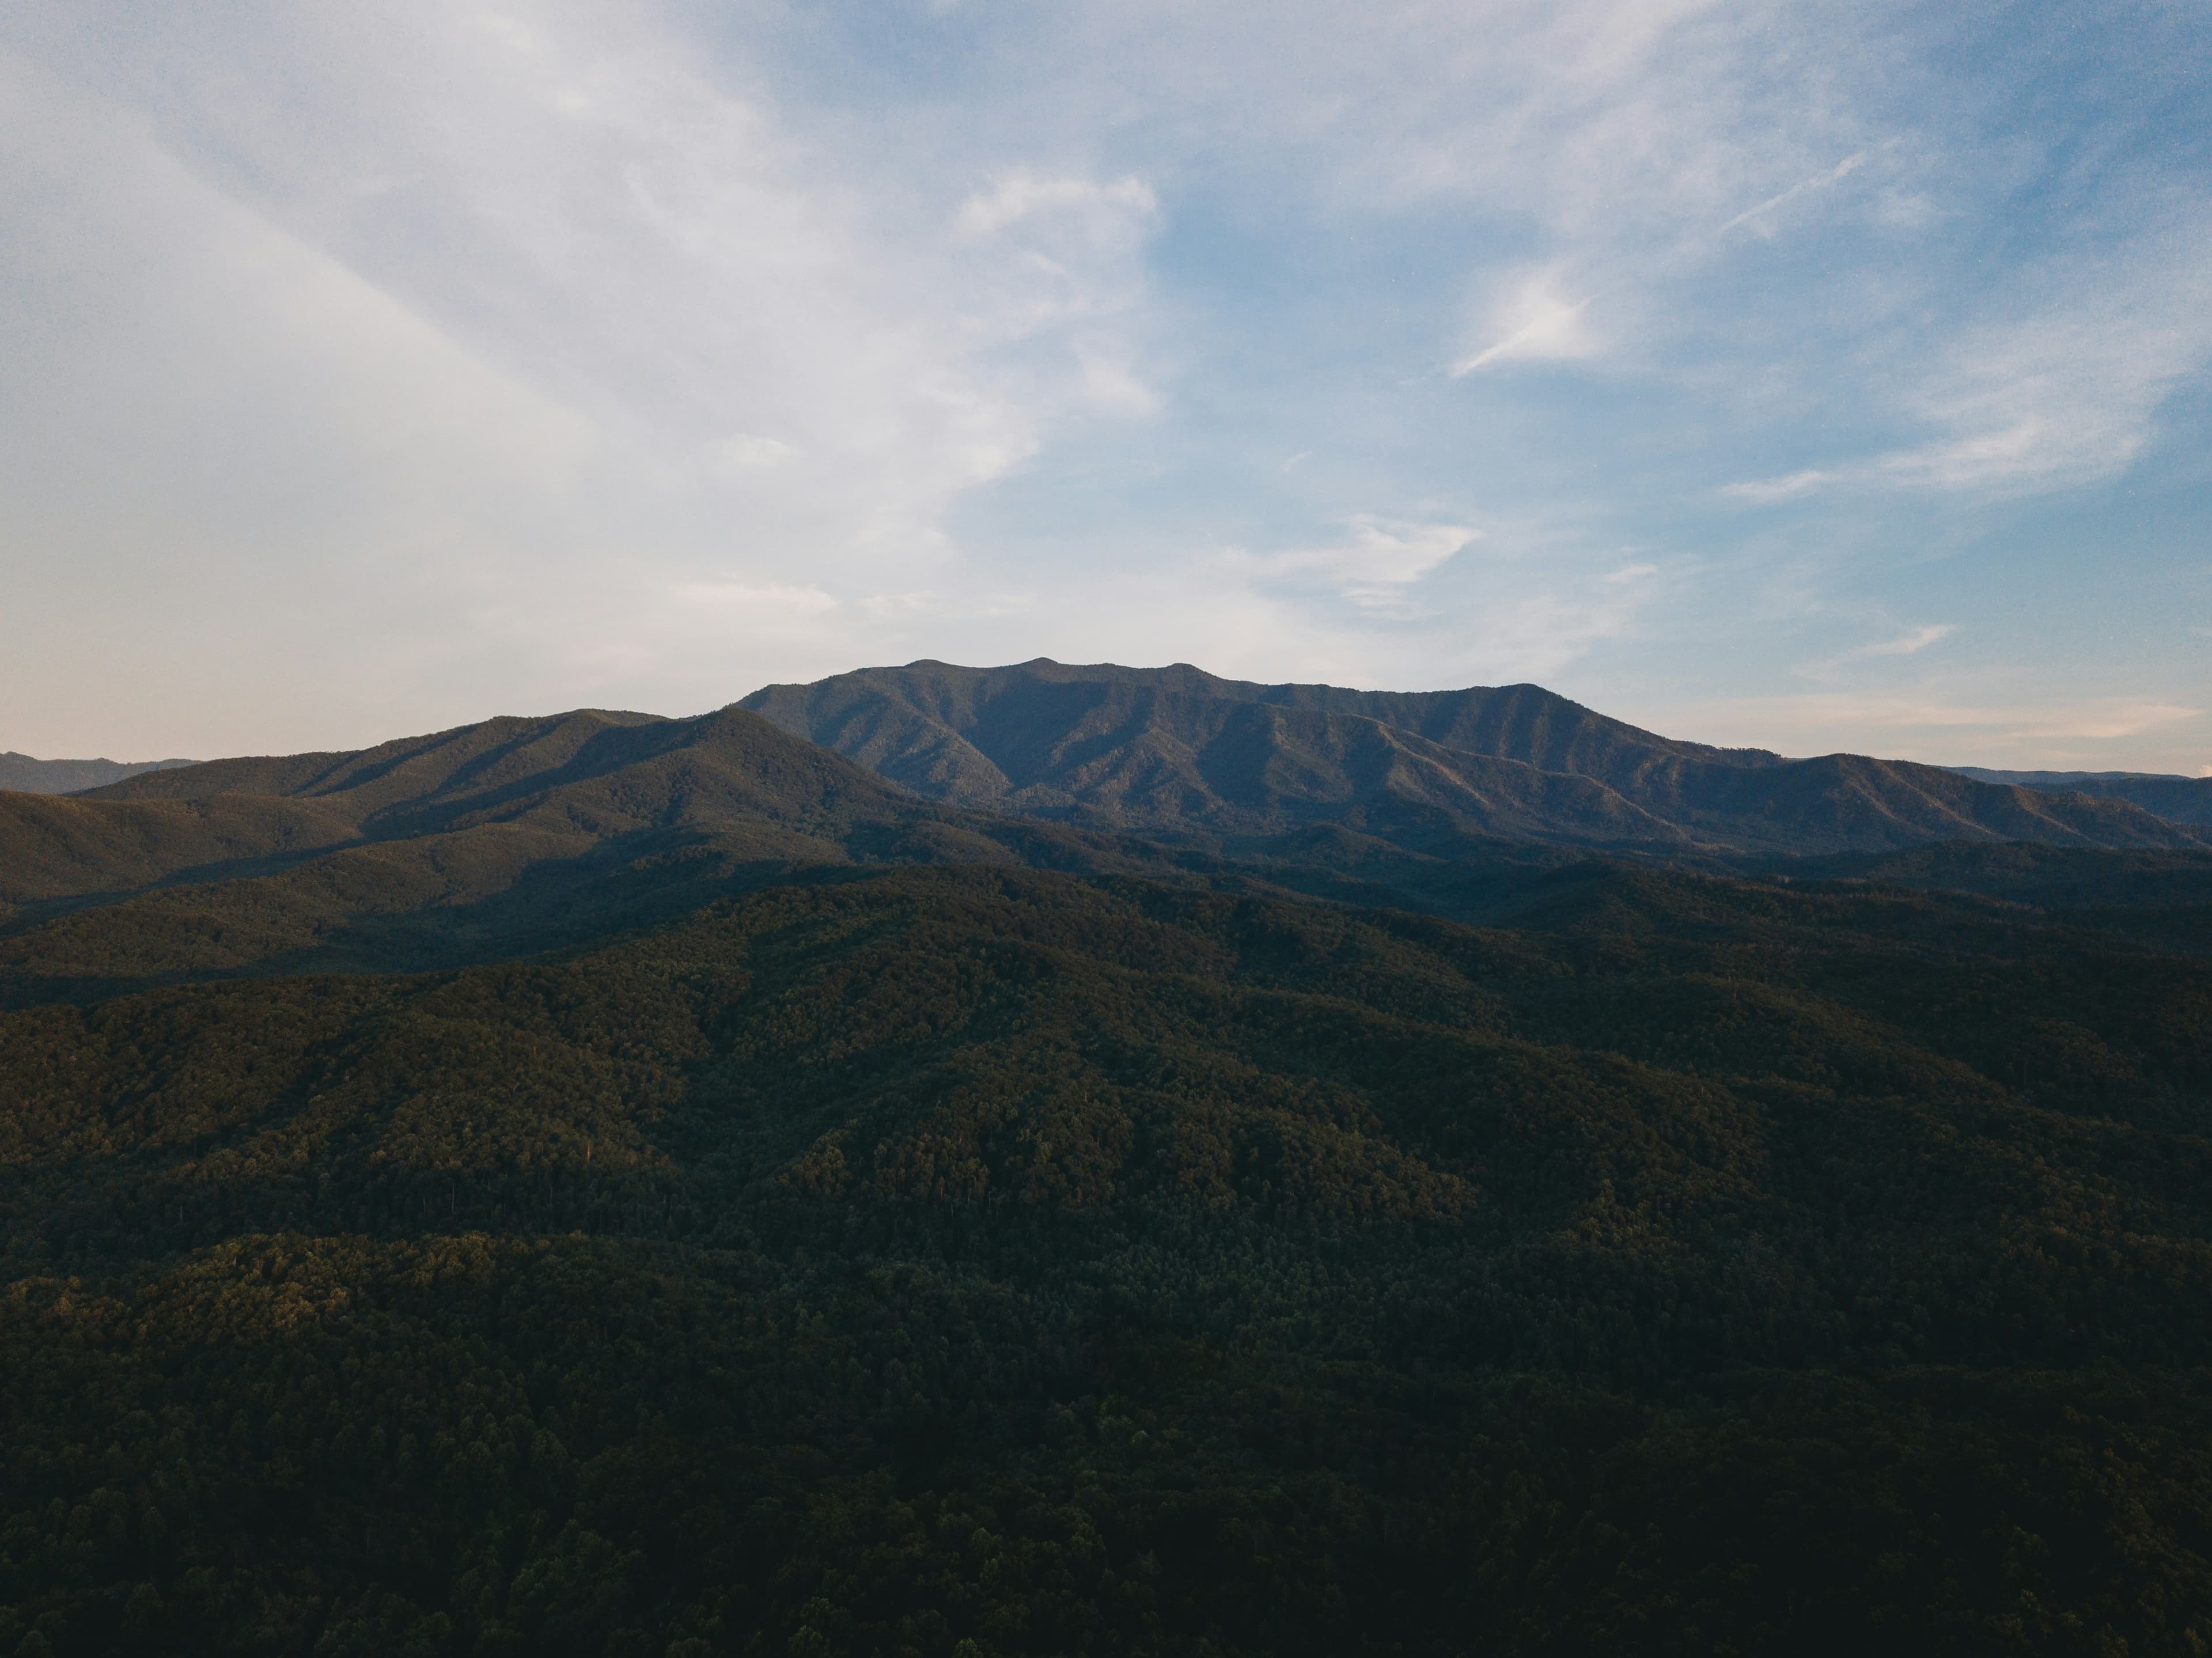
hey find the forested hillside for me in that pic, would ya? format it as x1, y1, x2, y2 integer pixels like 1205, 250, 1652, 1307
5, 829, 2212, 1655
0, 707, 1105, 1001
1952, 767, 2212, 826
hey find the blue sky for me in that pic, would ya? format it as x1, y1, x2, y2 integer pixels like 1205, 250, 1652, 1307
2, 0, 2207, 771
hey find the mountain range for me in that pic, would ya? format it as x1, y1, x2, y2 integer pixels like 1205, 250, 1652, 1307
6, 662, 2212, 1655
0, 659, 2202, 1009
4, 661, 2201, 924
741, 658, 2203, 853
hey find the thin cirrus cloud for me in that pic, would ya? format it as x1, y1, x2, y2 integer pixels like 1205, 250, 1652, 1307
0, 0, 2206, 771
0, 2, 1170, 736
1649, 694, 2205, 770
1716, 151, 1870, 237
2007, 702, 2205, 743
1224, 517, 1480, 613
955, 173, 1159, 240
1724, 211, 2212, 504
1793, 623, 1956, 685
1845, 623, 1956, 661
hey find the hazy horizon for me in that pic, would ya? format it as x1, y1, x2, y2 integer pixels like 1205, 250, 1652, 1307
4, 3, 2207, 774
9, 654, 2211, 781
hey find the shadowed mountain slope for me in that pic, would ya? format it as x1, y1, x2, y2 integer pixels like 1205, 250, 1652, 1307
0, 706, 1075, 997
1953, 766, 2212, 826
741, 659, 2207, 854
0, 793, 362, 908
72, 706, 987, 869
0, 752, 194, 795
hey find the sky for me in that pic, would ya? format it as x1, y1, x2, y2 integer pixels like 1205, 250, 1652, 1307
2, 1, 2208, 773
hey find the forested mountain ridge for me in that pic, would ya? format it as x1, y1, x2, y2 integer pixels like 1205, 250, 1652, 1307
31, 703, 1052, 903
741, 659, 2207, 853
0, 707, 1084, 999
86, 708, 669, 819
10, 666, 2195, 935
1952, 765, 2212, 826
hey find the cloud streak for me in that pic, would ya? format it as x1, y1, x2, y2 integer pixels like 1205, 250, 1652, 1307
1453, 267, 1600, 375
1843, 623, 1955, 661
955, 173, 1158, 239
1225, 518, 1479, 612
1717, 150, 1868, 236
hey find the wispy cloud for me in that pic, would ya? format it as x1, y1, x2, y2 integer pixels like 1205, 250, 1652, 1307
2, 0, 2207, 772
1717, 151, 1868, 236
0, 3, 1185, 746
1650, 691, 2206, 766
1226, 517, 1479, 611
1030, 525, 1668, 693
1792, 622, 1956, 685
1842, 622, 1954, 661
1453, 266, 1600, 375
1724, 210, 2212, 502
2008, 702, 2203, 742
955, 173, 1157, 239
1719, 470, 1836, 504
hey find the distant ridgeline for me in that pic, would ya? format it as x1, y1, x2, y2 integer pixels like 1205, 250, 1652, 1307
3, 664, 2211, 1657
0, 751, 194, 796
1949, 763, 2212, 827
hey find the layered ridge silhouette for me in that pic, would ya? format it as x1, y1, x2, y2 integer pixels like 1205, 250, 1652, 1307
7, 662, 2205, 1003
1952, 765, 2212, 826
0, 751, 194, 795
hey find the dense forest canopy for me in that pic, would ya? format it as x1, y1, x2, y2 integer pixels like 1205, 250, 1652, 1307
4, 683, 2212, 1656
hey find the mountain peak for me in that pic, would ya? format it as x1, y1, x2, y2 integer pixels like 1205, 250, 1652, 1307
740, 660, 2205, 854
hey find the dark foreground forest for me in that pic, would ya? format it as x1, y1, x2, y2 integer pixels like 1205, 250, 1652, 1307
5, 835, 2212, 1657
